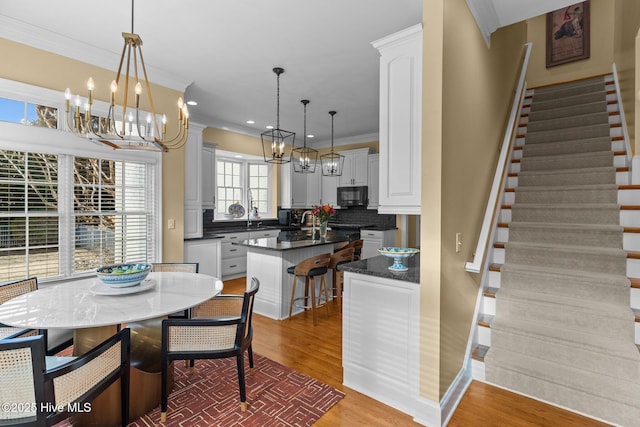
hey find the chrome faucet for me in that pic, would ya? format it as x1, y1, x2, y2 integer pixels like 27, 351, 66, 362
301, 210, 316, 235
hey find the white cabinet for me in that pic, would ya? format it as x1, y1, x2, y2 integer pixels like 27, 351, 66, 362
373, 24, 422, 215
184, 123, 207, 239
306, 168, 322, 207
339, 148, 373, 187
280, 163, 307, 209
321, 174, 339, 206
281, 163, 321, 208
202, 145, 216, 210
342, 271, 420, 416
184, 239, 221, 278
220, 231, 249, 279
367, 154, 379, 210
361, 229, 396, 259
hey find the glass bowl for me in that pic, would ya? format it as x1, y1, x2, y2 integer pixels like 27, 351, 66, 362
96, 263, 152, 287
377, 247, 420, 271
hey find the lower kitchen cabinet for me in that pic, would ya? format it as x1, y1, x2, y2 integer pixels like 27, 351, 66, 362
220, 229, 281, 279
184, 239, 222, 278
361, 229, 396, 259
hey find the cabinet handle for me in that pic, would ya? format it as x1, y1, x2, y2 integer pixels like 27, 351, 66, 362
229, 264, 237, 268
229, 236, 237, 239
230, 249, 237, 252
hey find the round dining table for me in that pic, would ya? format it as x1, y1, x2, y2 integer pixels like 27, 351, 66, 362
0, 271, 224, 425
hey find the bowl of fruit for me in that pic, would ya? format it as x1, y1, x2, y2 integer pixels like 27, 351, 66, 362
96, 263, 152, 287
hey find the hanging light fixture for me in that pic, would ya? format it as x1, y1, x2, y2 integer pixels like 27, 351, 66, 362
320, 111, 345, 176
261, 67, 295, 164
64, 0, 188, 152
292, 100, 318, 173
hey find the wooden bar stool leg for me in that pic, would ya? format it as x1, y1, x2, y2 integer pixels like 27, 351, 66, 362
336, 271, 342, 311
310, 276, 317, 326
304, 277, 310, 311
321, 275, 330, 316
289, 275, 298, 320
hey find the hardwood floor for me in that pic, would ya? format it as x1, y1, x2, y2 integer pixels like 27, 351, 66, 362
225, 278, 611, 426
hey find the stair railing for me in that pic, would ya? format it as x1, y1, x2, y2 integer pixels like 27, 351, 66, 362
465, 42, 532, 273
611, 63, 633, 166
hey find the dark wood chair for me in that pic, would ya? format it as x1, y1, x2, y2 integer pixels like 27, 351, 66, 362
0, 328, 130, 426
287, 253, 331, 326
160, 278, 260, 422
328, 247, 355, 309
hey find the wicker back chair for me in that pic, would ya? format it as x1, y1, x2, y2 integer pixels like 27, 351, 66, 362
0, 277, 39, 341
151, 263, 200, 319
0, 328, 130, 426
328, 247, 355, 309
160, 278, 260, 422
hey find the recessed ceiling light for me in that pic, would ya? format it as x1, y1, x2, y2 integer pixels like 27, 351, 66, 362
246, 120, 255, 124
266, 125, 274, 129
307, 134, 315, 138
186, 100, 198, 106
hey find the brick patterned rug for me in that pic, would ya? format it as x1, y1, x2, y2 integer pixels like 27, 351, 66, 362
131, 353, 344, 426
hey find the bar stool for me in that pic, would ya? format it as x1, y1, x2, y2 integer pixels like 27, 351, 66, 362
287, 253, 331, 325
328, 247, 355, 310
342, 239, 363, 261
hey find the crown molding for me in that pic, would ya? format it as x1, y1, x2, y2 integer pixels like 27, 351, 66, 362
0, 15, 191, 92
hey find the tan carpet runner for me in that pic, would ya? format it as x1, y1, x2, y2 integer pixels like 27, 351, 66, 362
484, 76, 640, 427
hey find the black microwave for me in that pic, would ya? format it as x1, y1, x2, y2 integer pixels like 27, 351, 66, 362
337, 186, 368, 207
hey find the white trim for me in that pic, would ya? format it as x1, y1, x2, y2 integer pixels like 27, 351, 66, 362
464, 0, 499, 46
465, 42, 532, 274
611, 63, 633, 174
371, 23, 423, 50
0, 15, 191, 92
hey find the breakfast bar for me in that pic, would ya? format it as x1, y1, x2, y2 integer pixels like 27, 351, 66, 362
233, 230, 352, 320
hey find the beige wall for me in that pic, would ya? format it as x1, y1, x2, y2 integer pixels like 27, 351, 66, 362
0, 37, 187, 262
613, 0, 640, 154
421, 0, 528, 401
526, 0, 615, 88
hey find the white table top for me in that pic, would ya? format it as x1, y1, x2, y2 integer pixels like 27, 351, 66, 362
0, 272, 223, 329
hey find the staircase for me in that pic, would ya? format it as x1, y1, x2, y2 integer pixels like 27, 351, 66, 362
472, 74, 640, 427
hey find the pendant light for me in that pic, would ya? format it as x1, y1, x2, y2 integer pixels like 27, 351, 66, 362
320, 111, 344, 176
261, 67, 295, 164
292, 100, 318, 173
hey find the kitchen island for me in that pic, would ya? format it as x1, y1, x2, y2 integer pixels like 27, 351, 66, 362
232, 230, 353, 320
338, 253, 421, 418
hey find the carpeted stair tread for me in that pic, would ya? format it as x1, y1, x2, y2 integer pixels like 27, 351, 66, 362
532, 81, 605, 102
526, 111, 609, 134
510, 203, 620, 226
490, 319, 638, 380
513, 184, 618, 204
496, 287, 633, 321
524, 123, 611, 145
507, 221, 623, 248
530, 91, 608, 112
516, 166, 616, 186
490, 316, 638, 363
504, 241, 626, 274
499, 263, 630, 305
527, 100, 608, 122
519, 150, 613, 172
521, 136, 612, 157
485, 349, 640, 427
532, 76, 605, 95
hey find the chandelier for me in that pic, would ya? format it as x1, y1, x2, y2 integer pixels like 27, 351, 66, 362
64, 0, 188, 152
320, 111, 344, 176
292, 100, 318, 173
261, 67, 295, 163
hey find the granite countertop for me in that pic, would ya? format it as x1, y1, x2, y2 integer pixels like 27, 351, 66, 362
338, 253, 420, 283
232, 230, 352, 251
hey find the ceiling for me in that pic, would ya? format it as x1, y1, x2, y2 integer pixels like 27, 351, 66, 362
0, 0, 574, 149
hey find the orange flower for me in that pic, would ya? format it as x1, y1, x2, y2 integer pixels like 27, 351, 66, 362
312, 204, 335, 223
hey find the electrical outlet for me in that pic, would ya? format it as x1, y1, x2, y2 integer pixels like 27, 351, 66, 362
455, 232, 462, 253
168, 219, 176, 230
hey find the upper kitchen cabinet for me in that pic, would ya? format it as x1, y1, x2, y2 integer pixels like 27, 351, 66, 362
367, 154, 379, 210
372, 24, 422, 215
321, 174, 339, 207
306, 167, 322, 207
280, 162, 307, 209
339, 148, 373, 187
184, 123, 207, 239
202, 144, 216, 210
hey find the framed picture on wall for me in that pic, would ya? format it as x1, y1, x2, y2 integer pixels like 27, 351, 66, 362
546, 1, 590, 68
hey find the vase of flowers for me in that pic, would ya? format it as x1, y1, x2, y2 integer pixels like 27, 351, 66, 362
313, 204, 336, 239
